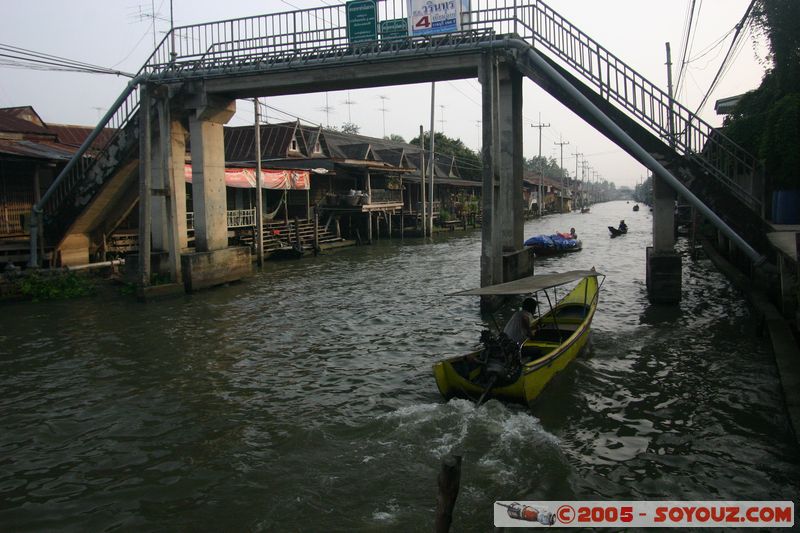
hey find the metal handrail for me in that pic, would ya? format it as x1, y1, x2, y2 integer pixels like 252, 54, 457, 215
512, 1, 760, 210
34, 0, 761, 265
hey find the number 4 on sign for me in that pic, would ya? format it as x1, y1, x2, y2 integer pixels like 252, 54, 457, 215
415, 16, 430, 28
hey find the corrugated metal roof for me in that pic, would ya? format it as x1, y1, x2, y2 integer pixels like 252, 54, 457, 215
0, 106, 46, 127
0, 139, 75, 161
0, 113, 52, 136
48, 124, 115, 149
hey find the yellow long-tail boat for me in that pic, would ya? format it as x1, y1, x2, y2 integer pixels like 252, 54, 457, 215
433, 270, 604, 406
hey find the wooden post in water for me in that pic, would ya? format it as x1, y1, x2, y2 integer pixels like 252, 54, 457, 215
253, 98, 264, 267
313, 207, 319, 254
435, 455, 462, 533
400, 177, 405, 240
420, 125, 426, 238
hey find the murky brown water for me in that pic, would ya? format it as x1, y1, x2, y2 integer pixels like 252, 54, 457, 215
1, 200, 797, 531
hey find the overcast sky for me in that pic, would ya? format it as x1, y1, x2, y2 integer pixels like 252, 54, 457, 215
0, 0, 768, 188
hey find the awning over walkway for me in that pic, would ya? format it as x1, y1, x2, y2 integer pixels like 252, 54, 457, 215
184, 165, 309, 190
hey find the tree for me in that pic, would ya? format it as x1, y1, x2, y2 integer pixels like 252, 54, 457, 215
385, 133, 406, 143
723, 0, 800, 190
409, 131, 482, 181
523, 156, 567, 180
341, 122, 360, 134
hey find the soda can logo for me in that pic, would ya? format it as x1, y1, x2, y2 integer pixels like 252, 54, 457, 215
494, 501, 794, 528
496, 502, 555, 526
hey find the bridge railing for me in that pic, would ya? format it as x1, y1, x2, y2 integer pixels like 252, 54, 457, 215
40, 0, 762, 249
466, 0, 760, 211
516, 1, 760, 211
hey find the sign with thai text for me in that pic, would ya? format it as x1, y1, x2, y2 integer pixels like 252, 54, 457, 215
380, 18, 408, 40
346, 0, 378, 43
407, 0, 461, 36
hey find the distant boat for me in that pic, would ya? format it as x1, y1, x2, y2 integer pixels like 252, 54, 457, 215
524, 233, 582, 255
633, 204, 640, 211
580, 207, 590, 214
608, 225, 628, 238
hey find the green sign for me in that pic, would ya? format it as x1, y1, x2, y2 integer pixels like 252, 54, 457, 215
380, 18, 408, 40
346, 0, 377, 44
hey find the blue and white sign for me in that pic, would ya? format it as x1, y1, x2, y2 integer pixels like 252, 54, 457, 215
407, 0, 462, 37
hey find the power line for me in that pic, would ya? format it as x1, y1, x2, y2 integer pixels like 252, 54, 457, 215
693, 0, 757, 115
0, 44, 135, 77
674, 0, 698, 98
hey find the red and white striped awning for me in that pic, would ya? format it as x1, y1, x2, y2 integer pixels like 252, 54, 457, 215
184, 165, 309, 190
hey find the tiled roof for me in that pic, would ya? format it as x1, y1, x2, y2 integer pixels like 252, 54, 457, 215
224, 122, 303, 162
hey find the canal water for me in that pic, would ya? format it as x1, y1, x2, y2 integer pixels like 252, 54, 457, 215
1, 201, 798, 531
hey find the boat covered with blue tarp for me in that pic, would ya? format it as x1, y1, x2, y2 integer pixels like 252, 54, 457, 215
524, 234, 582, 255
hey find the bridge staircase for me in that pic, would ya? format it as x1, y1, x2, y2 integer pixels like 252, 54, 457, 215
500, 1, 767, 250
35, 83, 143, 266
33, 0, 766, 267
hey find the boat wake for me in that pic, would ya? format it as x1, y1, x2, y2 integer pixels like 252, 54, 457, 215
382, 399, 558, 459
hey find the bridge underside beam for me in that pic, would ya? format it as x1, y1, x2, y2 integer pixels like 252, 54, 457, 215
195, 54, 480, 99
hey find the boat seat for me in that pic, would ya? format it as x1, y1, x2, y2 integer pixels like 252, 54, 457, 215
520, 344, 549, 363
532, 327, 577, 343
555, 304, 590, 321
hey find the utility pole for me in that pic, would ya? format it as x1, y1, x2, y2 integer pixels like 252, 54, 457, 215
530, 113, 550, 216
342, 91, 355, 123
665, 42, 676, 148
169, 0, 176, 63
438, 104, 446, 133
319, 93, 334, 128
419, 125, 427, 238
554, 136, 569, 213
572, 149, 582, 210
378, 95, 389, 137
583, 160, 590, 205
428, 82, 436, 236
253, 98, 264, 267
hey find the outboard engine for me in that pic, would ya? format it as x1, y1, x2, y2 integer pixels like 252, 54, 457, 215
477, 330, 522, 387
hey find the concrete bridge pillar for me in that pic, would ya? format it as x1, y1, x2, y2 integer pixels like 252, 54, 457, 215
479, 54, 534, 310
179, 93, 251, 291
150, 106, 189, 261
498, 64, 525, 253
646, 173, 681, 303
188, 97, 234, 252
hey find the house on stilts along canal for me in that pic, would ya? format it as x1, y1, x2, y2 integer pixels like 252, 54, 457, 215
0, 106, 486, 266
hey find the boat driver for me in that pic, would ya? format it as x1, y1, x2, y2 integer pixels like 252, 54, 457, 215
503, 297, 538, 345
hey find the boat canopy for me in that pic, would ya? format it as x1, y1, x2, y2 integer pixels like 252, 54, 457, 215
451, 270, 602, 296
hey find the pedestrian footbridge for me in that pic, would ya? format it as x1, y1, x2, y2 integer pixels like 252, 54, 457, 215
32, 0, 766, 301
